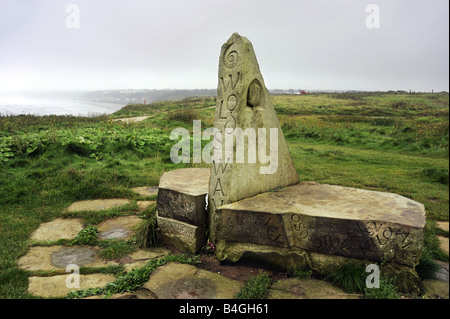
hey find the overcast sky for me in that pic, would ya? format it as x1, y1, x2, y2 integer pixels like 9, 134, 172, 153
0, 0, 448, 92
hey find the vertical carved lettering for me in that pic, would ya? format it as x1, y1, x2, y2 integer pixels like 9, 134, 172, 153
213, 178, 225, 196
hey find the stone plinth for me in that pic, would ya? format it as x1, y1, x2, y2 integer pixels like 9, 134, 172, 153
156, 168, 209, 253
156, 215, 207, 254
215, 182, 426, 268
157, 168, 209, 225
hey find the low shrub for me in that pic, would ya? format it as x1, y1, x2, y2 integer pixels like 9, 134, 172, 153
364, 276, 399, 299
235, 271, 272, 299
326, 262, 366, 293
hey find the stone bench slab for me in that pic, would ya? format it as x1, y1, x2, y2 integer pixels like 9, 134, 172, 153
216, 181, 426, 267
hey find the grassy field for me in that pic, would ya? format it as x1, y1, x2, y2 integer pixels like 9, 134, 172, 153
0, 91, 448, 298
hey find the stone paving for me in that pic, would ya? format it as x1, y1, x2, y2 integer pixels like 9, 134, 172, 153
18, 187, 449, 299
18, 189, 163, 298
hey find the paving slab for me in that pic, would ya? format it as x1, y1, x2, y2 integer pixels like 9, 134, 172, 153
437, 222, 449, 232
122, 248, 172, 272
97, 215, 144, 240
137, 200, 156, 211
28, 274, 116, 298
435, 260, 449, 282
422, 279, 449, 299
143, 262, 242, 299
267, 278, 361, 299
30, 218, 84, 242
131, 186, 159, 197
65, 199, 130, 212
438, 236, 449, 254
18, 246, 117, 272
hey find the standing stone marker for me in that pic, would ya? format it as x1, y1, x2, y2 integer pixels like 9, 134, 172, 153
208, 32, 299, 242
203, 33, 425, 293
152, 33, 426, 293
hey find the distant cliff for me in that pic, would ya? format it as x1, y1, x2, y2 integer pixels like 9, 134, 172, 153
80, 89, 217, 104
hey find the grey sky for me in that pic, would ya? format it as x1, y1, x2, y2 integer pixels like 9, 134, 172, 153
0, 0, 448, 92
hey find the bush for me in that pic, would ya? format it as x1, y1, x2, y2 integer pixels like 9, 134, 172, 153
71, 225, 98, 246
416, 247, 440, 280
167, 108, 198, 123
392, 101, 408, 109
364, 276, 399, 299
326, 262, 366, 293
235, 271, 271, 299
292, 268, 313, 279
421, 168, 449, 185
134, 206, 158, 248
371, 117, 397, 127
99, 239, 135, 260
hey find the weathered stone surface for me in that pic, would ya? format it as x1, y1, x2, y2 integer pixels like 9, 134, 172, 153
438, 236, 449, 254
267, 278, 361, 299
436, 221, 449, 232
30, 218, 84, 242
157, 168, 209, 225
143, 262, 242, 299
66, 199, 130, 212
435, 260, 449, 282
208, 33, 299, 242
422, 279, 449, 299
156, 215, 206, 254
215, 241, 367, 274
123, 248, 172, 272
380, 263, 421, 295
28, 274, 116, 298
137, 200, 156, 211
132, 186, 159, 197
216, 181, 425, 267
18, 246, 117, 271
97, 215, 144, 240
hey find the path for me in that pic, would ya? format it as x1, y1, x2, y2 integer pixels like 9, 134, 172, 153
17, 187, 449, 299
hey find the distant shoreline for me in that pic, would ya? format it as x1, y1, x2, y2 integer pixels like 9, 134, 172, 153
0, 97, 125, 116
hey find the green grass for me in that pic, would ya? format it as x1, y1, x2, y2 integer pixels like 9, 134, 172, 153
234, 271, 272, 299
0, 91, 448, 298
325, 262, 366, 293
364, 275, 400, 299
292, 268, 313, 279
66, 254, 200, 299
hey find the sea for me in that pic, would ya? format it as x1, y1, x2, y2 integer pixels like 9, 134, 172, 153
0, 96, 125, 116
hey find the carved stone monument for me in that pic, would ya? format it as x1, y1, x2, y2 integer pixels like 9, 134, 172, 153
156, 33, 426, 293
207, 33, 426, 293
208, 32, 300, 242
